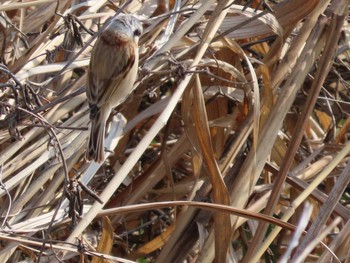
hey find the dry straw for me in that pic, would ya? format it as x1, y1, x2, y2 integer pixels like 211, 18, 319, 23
0, 0, 349, 262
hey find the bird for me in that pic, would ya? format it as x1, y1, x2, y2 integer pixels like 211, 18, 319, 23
86, 14, 142, 163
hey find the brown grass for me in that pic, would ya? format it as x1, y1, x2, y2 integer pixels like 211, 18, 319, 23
0, 0, 350, 262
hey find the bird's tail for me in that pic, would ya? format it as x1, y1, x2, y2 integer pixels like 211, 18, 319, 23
86, 107, 108, 163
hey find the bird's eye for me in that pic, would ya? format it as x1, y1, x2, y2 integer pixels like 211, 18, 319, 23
134, 29, 142, 37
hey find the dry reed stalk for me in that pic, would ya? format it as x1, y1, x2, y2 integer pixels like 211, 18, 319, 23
0, 0, 349, 262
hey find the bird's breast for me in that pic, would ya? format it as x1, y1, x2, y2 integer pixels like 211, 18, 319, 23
101, 31, 130, 48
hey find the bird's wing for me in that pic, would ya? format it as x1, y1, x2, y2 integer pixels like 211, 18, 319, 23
87, 35, 136, 108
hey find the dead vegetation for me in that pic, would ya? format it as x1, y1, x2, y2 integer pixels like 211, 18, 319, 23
0, 0, 350, 262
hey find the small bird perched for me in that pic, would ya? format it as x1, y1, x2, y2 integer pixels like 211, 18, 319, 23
86, 14, 142, 163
